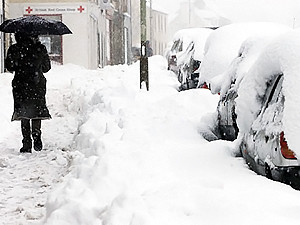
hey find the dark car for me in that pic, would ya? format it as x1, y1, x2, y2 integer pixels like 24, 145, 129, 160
167, 39, 181, 74
217, 88, 238, 141
177, 42, 202, 91
167, 28, 212, 91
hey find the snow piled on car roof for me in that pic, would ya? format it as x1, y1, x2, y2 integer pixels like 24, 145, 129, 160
172, 28, 213, 61
199, 22, 291, 93
236, 29, 300, 158
218, 36, 276, 96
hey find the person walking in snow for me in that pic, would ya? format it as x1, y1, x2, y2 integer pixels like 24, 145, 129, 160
5, 32, 51, 153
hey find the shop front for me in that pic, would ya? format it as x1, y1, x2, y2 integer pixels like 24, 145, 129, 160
8, 1, 111, 69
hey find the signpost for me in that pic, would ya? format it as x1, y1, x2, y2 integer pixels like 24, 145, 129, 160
23, 5, 87, 15
140, 0, 149, 90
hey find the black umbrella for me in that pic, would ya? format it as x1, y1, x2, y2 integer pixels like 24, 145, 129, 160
0, 15, 72, 35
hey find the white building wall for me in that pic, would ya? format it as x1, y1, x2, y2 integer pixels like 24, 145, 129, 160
8, 1, 110, 69
61, 6, 89, 67
150, 9, 167, 55
130, 0, 140, 48
98, 9, 109, 67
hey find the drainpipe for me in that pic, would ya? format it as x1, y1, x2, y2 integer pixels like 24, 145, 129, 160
1, 0, 5, 72
149, 0, 152, 47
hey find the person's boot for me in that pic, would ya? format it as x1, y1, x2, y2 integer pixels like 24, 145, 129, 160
20, 119, 32, 153
20, 138, 32, 153
33, 135, 42, 151
32, 119, 42, 151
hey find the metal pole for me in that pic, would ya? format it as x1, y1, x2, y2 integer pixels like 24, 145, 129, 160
140, 0, 149, 90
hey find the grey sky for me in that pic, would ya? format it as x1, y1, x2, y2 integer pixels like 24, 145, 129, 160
151, 0, 300, 28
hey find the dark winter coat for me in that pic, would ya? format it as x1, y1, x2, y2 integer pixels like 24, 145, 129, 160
5, 36, 51, 121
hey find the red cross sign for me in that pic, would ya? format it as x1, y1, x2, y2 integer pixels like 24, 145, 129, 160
25, 6, 33, 14
77, 5, 85, 13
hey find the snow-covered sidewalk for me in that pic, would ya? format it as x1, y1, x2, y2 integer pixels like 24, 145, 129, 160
0, 65, 98, 224
1, 57, 300, 225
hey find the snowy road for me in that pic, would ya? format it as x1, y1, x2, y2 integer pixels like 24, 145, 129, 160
1, 57, 300, 225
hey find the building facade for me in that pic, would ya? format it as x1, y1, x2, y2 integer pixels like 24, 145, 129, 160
167, 0, 230, 41
131, 0, 168, 56
109, 0, 132, 65
8, 0, 114, 69
150, 8, 167, 55
2, 0, 168, 69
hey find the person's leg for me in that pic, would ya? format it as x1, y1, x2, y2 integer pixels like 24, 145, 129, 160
20, 119, 32, 153
32, 119, 42, 151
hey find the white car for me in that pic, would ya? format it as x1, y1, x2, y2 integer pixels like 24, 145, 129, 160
235, 30, 300, 189
207, 23, 291, 141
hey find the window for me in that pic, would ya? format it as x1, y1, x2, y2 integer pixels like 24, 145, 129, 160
38, 15, 63, 64
259, 74, 283, 115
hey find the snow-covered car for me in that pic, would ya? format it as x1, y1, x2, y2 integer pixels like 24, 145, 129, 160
235, 30, 300, 189
167, 28, 212, 90
210, 23, 291, 141
199, 22, 291, 94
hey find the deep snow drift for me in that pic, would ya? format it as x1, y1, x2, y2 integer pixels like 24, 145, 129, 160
1, 57, 300, 225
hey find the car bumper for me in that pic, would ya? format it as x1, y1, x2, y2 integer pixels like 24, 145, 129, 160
241, 144, 300, 190
272, 166, 300, 190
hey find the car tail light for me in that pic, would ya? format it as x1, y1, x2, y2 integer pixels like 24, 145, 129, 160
280, 132, 297, 159
200, 82, 209, 89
